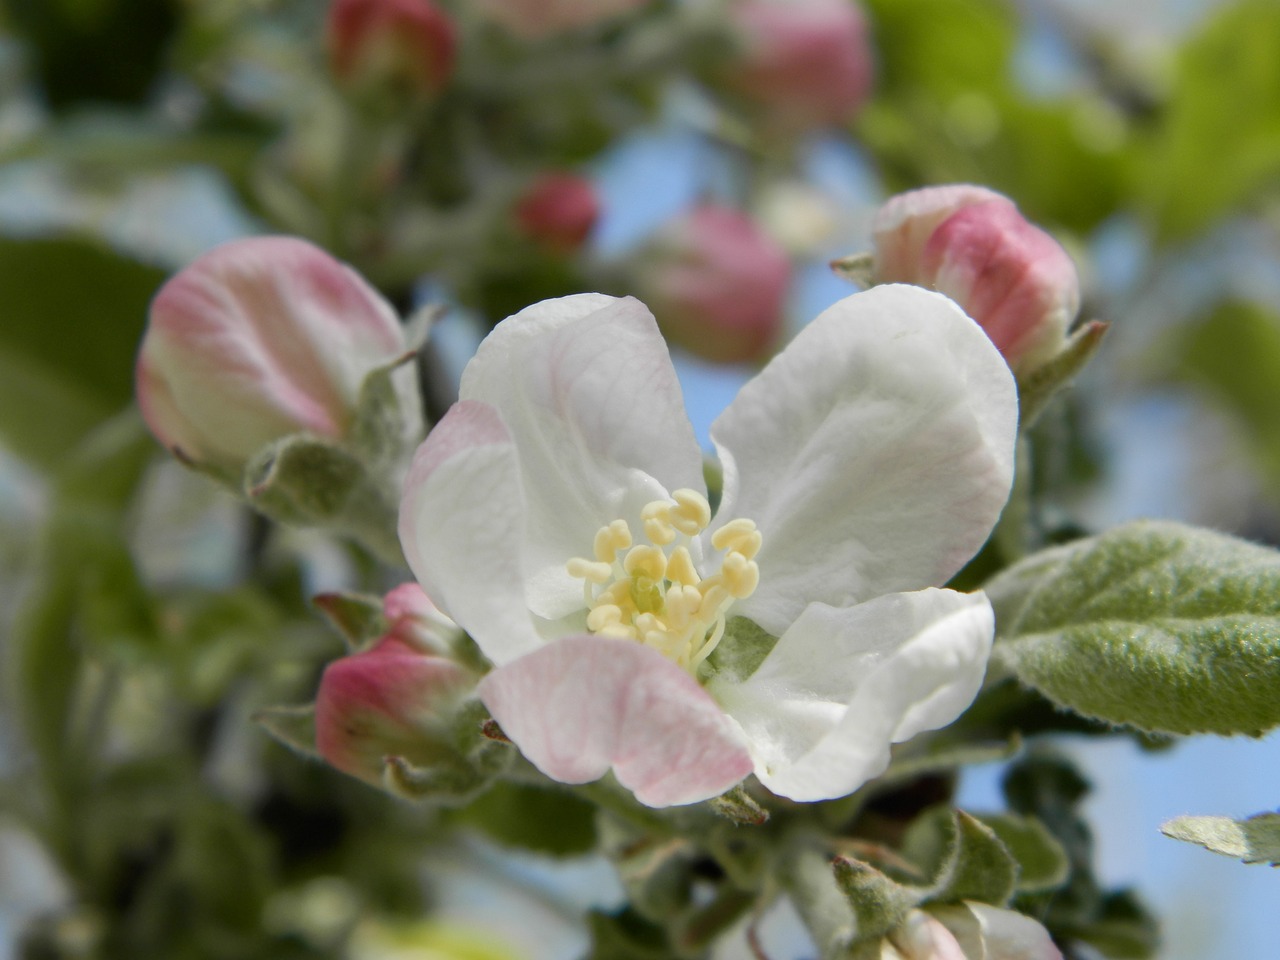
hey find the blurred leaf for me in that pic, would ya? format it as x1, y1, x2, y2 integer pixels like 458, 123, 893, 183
900, 808, 1018, 907
1067, 890, 1160, 960
585, 908, 674, 960
1161, 811, 1280, 865
255, 705, 319, 760
0, 237, 166, 470
455, 782, 597, 857
7, 0, 180, 109
976, 813, 1070, 894
1139, 0, 1280, 241
988, 519, 1280, 735
859, 0, 1130, 232
1177, 299, 1280, 490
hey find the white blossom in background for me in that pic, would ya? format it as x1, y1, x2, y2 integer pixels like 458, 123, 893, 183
398, 286, 1017, 806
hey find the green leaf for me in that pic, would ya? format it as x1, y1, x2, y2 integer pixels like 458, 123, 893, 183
1139, 0, 1280, 241
1161, 811, 1280, 865
987, 520, 1280, 735
1177, 300, 1280, 490
456, 782, 597, 857
976, 814, 1070, 894
0, 237, 166, 470
901, 808, 1018, 907
831, 856, 920, 941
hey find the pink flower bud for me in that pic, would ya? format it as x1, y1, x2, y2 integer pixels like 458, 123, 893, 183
136, 236, 408, 471
315, 612, 474, 786
472, 0, 651, 39
326, 0, 457, 98
729, 0, 874, 130
514, 173, 600, 254
872, 185, 1081, 375
639, 205, 791, 364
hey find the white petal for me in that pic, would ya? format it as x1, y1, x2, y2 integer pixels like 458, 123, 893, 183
397, 401, 543, 666
478, 636, 755, 807
460, 294, 705, 620
932, 903, 1063, 960
712, 589, 993, 802
710, 285, 1016, 635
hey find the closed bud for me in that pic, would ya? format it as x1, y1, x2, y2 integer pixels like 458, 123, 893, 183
637, 204, 791, 364
326, 0, 457, 101
315, 616, 475, 787
136, 236, 411, 474
472, 0, 650, 39
871, 185, 1081, 376
727, 0, 874, 131
886, 905, 1062, 960
513, 172, 600, 254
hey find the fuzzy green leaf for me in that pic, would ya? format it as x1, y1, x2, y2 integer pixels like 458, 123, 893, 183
901, 808, 1018, 908
976, 814, 1070, 894
1161, 812, 1280, 865
987, 520, 1280, 735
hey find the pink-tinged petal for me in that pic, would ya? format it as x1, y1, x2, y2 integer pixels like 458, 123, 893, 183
923, 201, 1080, 374
398, 401, 543, 666
478, 636, 754, 807
514, 172, 600, 253
327, 0, 457, 96
731, 0, 875, 130
712, 589, 993, 802
931, 903, 1063, 960
891, 912, 969, 960
315, 636, 474, 785
872, 185, 1005, 284
460, 294, 704, 621
710, 285, 1016, 636
138, 236, 405, 468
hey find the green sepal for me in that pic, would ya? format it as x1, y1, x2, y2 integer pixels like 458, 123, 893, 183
1161, 811, 1280, 865
708, 785, 769, 826
348, 349, 426, 467
829, 251, 876, 288
1016, 320, 1109, 426
312, 591, 388, 650
831, 856, 921, 942
901, 808, 1018, 907
252, 704, 319, 760
987, 519, 1280, 736
977, 813, 1070, 894
244, 434, 403, 565
702, 617, 778, 685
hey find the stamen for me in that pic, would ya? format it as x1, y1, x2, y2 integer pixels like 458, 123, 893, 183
566, 497, 762, 674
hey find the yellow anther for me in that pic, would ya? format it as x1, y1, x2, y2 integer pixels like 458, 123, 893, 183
599, 622, 637, 640
593, 519, 632, 563
641, 500, 677, 545
666, 546, 699, 586
634, 612, 664, 636
623, 545, 667, 580
722, 552, 760, 599
670, 489, 712, 535
567, 557, 613, 583
712, 519, 762, 559
587, 604, 624, 632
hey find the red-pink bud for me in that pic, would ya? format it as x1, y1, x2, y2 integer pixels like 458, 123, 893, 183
315, 632, 474, 786
639, 205, 791, 364
872, 185, 1080, 375
326, 0, 457, 98
136, 236, 407, 470
729, 0, 874, 130
514, 173, 600, 254
472, 0, 651, 39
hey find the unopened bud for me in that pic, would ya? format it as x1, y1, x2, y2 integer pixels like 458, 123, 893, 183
514, 172, 600, 254
637, 204, 791, 364
136, 236, 411, 473
727, 0, 874, 131
314, 633, 475, 787
326, 0, 457, 101
870, 185, 1081, 376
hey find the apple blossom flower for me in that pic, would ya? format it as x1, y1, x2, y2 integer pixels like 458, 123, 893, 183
398, 286, 1016, 807
636, 204, 791, 364
472, 0, 651, 40
326, 0, 457, 99
886, 904, 1062, 960
728, 0, 874, 130
871, 185, 1081, 376
136, 236, 410, 472
315, 584, 474, 786
514, 172, 600, 254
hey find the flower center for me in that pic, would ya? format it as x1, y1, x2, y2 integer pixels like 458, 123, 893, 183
566, 489, 762, 673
